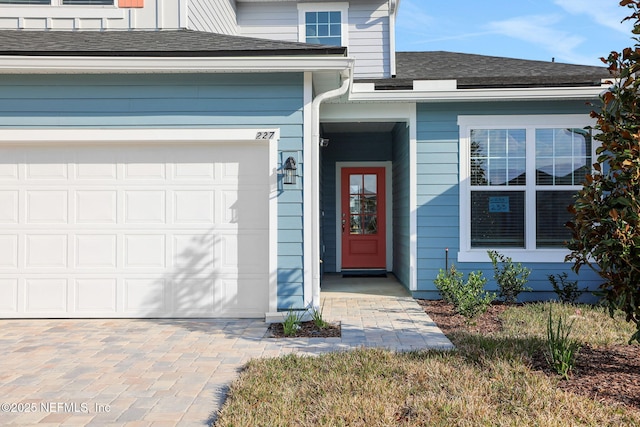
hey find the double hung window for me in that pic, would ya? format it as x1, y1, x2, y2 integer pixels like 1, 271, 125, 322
298, 3, 348, 47
458, 115, 594, 262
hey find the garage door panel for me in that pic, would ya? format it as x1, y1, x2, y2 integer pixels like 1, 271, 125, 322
75, 278, 117, 313
173, 190, 214, 224
0, 235, 18, 268
75, 235, 117, 268
124, 278, 168, 314
124, 191, 166, 224
0, 149, 20, 180
26, 235, 68, 268
25, 278, 67, 312
0, 141, 272, 318
124, 235, 166, 268
217, 232, 268, 274
25, 148, 69, 180
75, 148, 118, 180
0, 279, 18, 312
0, 191, 18, 223
220, 189, 267, 226
172, 278, 216, 314
26, 191, 68, 223
75, 191, 117, 224
173, 234, 215, 271
218, 276, 268, 315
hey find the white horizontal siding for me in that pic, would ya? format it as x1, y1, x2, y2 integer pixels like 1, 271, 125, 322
188, 0, 237, 34
238, 0, 391, 78
237, 2, 299, 42
348, 0, 390, 78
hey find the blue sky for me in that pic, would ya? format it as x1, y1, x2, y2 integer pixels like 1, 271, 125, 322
395, 0, 635, 66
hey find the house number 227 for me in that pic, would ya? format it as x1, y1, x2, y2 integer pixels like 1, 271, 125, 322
255, 131, 276, 140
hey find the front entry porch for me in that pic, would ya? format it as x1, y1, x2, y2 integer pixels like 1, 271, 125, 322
320, 273, 453, 350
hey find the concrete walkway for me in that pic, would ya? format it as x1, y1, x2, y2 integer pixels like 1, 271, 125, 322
0, 276, 451, 426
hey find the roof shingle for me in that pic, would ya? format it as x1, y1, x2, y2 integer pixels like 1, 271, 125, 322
364, 51, 610, 89
0, 29, 347, 57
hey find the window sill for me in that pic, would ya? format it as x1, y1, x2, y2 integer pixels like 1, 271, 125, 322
457, 249, 571, 264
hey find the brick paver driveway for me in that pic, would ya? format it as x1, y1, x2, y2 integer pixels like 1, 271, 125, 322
0, 319, 277, 426
0, 277, 452, 426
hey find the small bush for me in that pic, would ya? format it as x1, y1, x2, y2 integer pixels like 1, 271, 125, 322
546, 305, 580, 380
434, 265, 464, 305
456, 271, 496, 319
488, 251, 531, 303
548, 272, 585, 304
435, 265, 496, 320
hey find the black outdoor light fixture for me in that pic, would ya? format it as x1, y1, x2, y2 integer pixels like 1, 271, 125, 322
283, 156, 297, 185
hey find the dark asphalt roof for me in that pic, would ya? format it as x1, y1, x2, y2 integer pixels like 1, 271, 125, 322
363, 51, 610, 89
0, 29, 347, 57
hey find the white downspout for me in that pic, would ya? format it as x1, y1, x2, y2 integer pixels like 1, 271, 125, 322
389, 0, 399, 77
310, 68, 352, 309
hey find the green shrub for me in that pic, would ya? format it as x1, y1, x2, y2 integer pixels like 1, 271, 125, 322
546, 305, 580, 380
548, 272, 585, 304
488, 251, 531, 303
434, 265, 464, 305
435, 265, 496, 320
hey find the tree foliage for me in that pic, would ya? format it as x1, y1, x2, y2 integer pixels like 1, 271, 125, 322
565, 0, 640, 343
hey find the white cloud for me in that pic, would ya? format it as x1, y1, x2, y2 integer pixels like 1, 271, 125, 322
554, 0, 631, 34
485, 14, 592, 64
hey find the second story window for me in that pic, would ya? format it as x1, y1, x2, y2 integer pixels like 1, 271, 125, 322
298, 3, 348, 48
305, 11, 341, 46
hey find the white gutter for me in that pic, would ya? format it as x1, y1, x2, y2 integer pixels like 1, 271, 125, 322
0, 55, 354, 74
310, 67, 352, 309
349, 85, 607, 102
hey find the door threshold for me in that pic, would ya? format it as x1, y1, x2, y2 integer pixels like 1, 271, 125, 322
341, 269, 387, 278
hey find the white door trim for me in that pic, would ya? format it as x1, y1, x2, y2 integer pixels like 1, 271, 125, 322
336, 161, 392, 271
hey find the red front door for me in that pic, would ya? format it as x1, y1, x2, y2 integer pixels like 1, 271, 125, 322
341, 167, 386, 269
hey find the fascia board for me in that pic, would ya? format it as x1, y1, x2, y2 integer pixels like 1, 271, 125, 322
349, 86, 606, 102
0, 55, 354, 74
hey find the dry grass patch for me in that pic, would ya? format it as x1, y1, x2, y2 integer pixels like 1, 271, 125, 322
215, 346, 639, 426
214, 302, 640, 426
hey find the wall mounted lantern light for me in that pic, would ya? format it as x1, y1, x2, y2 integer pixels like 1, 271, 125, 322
283, 156, 297, 185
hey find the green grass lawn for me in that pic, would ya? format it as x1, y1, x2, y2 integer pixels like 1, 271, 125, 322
214, 302, 640, 427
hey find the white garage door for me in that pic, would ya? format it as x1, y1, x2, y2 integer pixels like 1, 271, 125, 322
0, 139, 272, 318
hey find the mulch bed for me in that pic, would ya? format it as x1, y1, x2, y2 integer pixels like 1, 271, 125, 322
418, 299, 640, 411
267, 321, 341, 338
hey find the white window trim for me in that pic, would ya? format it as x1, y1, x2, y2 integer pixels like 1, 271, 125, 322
297, 2, 349, 48
457, 114, 595, 263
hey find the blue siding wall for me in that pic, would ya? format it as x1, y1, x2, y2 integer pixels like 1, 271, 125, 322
392, 122, 411, 287
320, 131, 393, 272
0, 72, 306, 310
414, 100, 602, 300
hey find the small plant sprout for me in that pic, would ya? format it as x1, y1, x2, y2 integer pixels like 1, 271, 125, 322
282, 308, 304, 337
546, 305, 580, 380
310, 302, 328, 329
